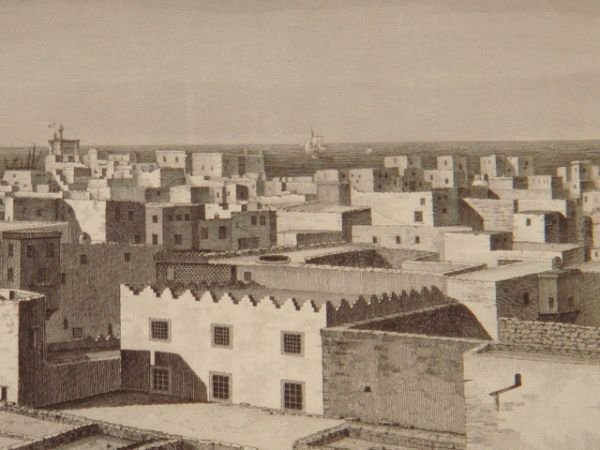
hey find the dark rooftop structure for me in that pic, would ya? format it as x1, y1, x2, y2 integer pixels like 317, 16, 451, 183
352, 303, 492, 340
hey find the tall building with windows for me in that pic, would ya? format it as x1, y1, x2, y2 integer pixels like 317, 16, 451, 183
0, 230, 62, 312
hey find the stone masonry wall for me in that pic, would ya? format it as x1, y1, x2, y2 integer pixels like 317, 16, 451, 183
499, 317, 600, 353
321, 328, 481, 434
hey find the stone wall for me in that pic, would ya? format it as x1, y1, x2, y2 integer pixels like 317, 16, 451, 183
321, 327, 481, 434
294, 423, 466, 450
499, 317, 600, 352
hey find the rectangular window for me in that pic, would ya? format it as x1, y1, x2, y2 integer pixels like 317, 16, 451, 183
201, 227, 209, 239
150, 319, 170, 341
152, 234, 158, 245
282, 381, 304, 411
152, 215, 158, 223
372, 236, 378, 244
124, 252, 131, 262
212, 324, 232, 348
27, 245, 35, 258
260, 215, 266, 226
243, 271, 252, 282
128, 211, 134, 221
167, 215, 173, 222
46, 243, 55, 257
134, 235, 141, 244
219, 226, 227, 240
251, 215, 257, 226
72, 327, 83, 340
7, 243, 13, 257
526, 218, 532, 226
414, 211, 423, 223
415, 236, 420, 244
548, 297, 555, 309
420, 198, 426, 205
7, 268, 14, 282
152, 367, 170, 393
174, 234, 182, 245
184, 214, 190, 221
37, 268, 46, 284
61, 273, 66, 284
80, 254, 88, 265
176, 215, 182, 221
396, 236, 401, 244
210, 373, 231, 401
282, 332, 303, 356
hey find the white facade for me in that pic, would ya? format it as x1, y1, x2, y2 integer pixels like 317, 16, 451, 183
383, 155, 422, 170
465, 346, 600, 450
352, 191, 436, 226
120, 286, 327, 414
0, 299, 19, 403
156, 150, 187, 170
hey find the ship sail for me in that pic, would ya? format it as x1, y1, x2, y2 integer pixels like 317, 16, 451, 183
304, 128, 327, 158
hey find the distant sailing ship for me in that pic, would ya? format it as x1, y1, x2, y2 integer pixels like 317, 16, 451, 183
304, 128, 327, 159
3, 143, 41, 170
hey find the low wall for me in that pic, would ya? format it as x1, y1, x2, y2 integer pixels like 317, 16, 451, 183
237, 264, 448, 296
326, 287, 450, 327
38, 357, 121, 407
47, 336, 120, 354
499, 318, 600, 352
0, 403, 245, 450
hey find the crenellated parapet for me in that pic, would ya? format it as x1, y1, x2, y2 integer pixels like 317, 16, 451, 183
121, 284, 325, 313
121, 284, 453, 325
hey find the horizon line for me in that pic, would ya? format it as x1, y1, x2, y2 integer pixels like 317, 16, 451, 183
1, 137, 600, 149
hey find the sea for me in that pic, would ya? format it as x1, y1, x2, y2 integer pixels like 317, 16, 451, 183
1, 140, 600, 179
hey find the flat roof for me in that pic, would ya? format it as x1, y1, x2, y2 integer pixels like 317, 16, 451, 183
0, 410, 74, 442
575, 261, 600, 273
517, 210, 561, 215
63, 401, 344, 450
512, 242, 581, 252
450, 261, 551, 282
279, 202, 369, 213
476, 342, 600, 365
208, 244, 365, 266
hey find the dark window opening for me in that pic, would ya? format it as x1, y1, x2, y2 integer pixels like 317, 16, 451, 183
152, 367, 170, 392
150, 319, 169, 341
283, 382, 304, 411
282, 332, 303, 355
211, 374, 230, 401
212, 325, 232, 347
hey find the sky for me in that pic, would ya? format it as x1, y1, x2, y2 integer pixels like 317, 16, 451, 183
0, 0, 599, 146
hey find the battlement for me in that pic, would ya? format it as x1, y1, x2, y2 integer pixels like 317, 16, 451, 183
121, 284, 453, 326
121, 284, 324, 313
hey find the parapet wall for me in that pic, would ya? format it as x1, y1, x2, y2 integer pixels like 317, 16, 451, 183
499, 318, 600, 353
122, 285, 453, 328
122, 285, 325, 313
326, 287, 451, 327
239, 264, 448, 296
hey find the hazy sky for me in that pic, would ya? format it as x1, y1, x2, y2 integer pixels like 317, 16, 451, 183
1, 0, 599, 145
